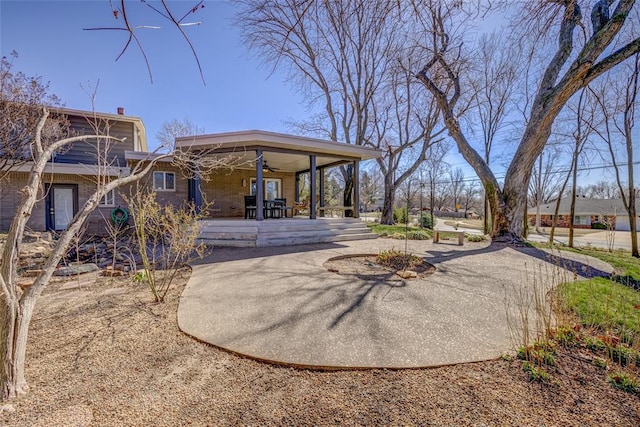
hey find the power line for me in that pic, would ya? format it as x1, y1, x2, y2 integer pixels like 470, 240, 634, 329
427, 160, 640, 186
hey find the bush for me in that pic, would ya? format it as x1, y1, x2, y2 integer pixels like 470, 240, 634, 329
420, 213, 432, 229
125, 187, 208, 303
376, 248, 422, 270
522, 361, 551, 383
387, 230, 431, 240
465, 233, 487, 242
591, 222, 608, 230
406, 230, 431, 240
393, 206, 408, 224
608, 371, 639, 394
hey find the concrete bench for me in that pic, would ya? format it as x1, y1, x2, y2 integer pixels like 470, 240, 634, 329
433, 229, 465, 246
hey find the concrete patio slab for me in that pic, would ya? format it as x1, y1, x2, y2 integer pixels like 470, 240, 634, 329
177, 239, 614, 369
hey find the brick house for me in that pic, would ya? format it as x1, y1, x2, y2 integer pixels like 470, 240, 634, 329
528, 197, 640, 231
1, 110, 381, 242
0, 106, 147, 235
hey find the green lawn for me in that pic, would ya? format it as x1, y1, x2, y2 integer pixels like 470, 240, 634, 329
367, 223, 432, 240
560, 247, 640, 279
561, 277, 640, 336
556, 247, 640, 339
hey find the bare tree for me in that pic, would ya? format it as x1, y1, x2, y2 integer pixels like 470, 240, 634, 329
0, 105, 222, 401
423, 141, 451, 227
238, 0, 395, 213
469, 32, 519, 233
0, 51, 69, 179
579, 180, 621, 198
566, 88, 598, 247
528, 144, 565, 232
461, 180, 480, 219
155, 117, 205, 149
0, 106, 173, 400
360, 170, 380, 213
371, 59, 445, 223
414, 0, 640, 241
448, 167, 465, 211
84, 1, 206, 83
590, 54, 640, 257
237, 0, 445, 222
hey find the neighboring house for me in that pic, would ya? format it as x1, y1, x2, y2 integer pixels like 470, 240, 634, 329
0, 107, 147, 235
528, 197, 640, 231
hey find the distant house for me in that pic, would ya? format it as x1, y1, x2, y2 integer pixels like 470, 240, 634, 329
528, 197, 640, 231
0, 106, 147, 235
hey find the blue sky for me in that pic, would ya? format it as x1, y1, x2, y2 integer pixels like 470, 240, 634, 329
0, 0, 310, 149
1, 1, 636, 189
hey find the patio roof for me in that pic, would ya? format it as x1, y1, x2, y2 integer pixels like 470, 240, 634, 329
175, 130, 381, 173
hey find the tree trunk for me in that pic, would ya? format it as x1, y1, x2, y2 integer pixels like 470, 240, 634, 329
568, 156, 578, 248
483, 196, 490, 235
381, 173, 395, 225
549, 160, 573, 245
1, 294, 37, 400
535, 155, 542, 233
629, 193, 638, 257
0, 298, 20, 399
491, 172, 527, 239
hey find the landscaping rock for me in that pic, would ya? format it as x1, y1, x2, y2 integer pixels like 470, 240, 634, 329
54, 263, 100, 276
397, 270, 418, 279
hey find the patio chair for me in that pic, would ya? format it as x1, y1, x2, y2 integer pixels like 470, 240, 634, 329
271, 198, 287, 218
244, 195, 257, 219
293, 200, 308, 216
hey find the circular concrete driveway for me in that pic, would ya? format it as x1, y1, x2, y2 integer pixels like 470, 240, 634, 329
178, 239, 613, 368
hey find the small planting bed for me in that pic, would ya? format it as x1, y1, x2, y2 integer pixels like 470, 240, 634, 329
323, 252, 436, 280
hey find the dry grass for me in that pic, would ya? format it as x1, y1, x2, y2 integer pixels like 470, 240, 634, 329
0, 269, 638, 426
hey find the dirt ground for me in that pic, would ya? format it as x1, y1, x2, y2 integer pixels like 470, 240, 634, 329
1, 270, 639, 426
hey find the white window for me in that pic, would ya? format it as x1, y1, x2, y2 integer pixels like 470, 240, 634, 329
99, 189, 116, 207
574, 215, 589, 225
250, 178, 282, 199
153, 171, 176, 191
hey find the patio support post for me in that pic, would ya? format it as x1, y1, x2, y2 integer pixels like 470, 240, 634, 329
188, 177, 203, 214
256, 149, 264, 221
309, 155, 317, 219
353, 160, 360, 219
295, 172, 300, 203
319, 167, 325, 217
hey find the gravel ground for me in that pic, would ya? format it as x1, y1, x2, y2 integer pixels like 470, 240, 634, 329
1, 269, 639, 426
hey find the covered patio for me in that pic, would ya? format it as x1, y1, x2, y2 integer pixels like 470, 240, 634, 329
175, 131, 381, 246
177, 130, 381, 221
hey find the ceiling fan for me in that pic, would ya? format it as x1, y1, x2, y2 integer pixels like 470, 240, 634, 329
262, 160, 280, 173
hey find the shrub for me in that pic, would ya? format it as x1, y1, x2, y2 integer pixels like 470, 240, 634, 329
553, 326, 580, 346
591, 222, 608, 230
406, 230, 431, 240
376, 248, 422, 270
393, 206, 408, 224
387, 230, 432, 240
593, 357, 608, 369
522, 361, 551, 382
125, 187, 208, 303
465, 233, 487, 242
585, 336, 606, 352
608, 345, 640, 367
517, 341, 556, 366
608, 371, 639, 394
420, 213, 432, 229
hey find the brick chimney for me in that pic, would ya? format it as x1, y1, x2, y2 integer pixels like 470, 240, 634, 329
117, 107, 125, 115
